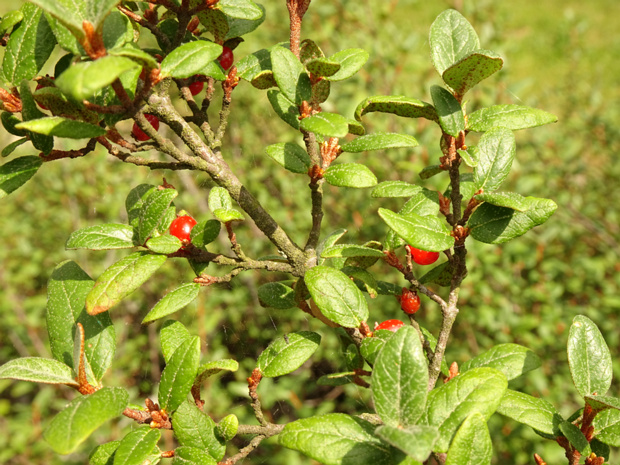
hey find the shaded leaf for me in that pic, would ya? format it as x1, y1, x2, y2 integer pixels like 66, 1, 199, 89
442, 50, 503, 96
267, 89, 300, 129
158, 336, 201, 412
430, 85, 465, 137
375, 425, 438, 462
190, 219, 221, 248
257, 282, 296, 309
0, 156, 42, 199
265, 142, 311, 174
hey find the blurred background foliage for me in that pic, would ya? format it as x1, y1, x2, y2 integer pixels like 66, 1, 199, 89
1, 0, 619, 463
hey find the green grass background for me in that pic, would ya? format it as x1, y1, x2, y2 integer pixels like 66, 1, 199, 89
1, 0, 619, 464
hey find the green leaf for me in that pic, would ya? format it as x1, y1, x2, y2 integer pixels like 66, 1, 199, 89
279, 414, 393, 465
594, 409, 620, 447
172, 446, 218, 465
324, 163, 378, 188
559, 421, 591, 455
567, 315, 612, 398
56, 57, 139, 101
360, 330, 394, 365
316, 228, 348, 264
430, 85, 465, 137
218, 0, 263, 20
2, 4, 55, 85
43, 387, 128, 455
306, 57, 340, 77
138, 188, 178, 244
0, 155, 42, 199
142, 283, 201, 324
267, 89, 300, 129
19, 81, 53, 154
109, 45, 159, 70
378, 208, 454, 252
442, 50, 503, 96
125, 184, 156, 228
496, 389, 562, 436
468, 197, 558, 244
29, 0, 121, 39
2, 111, 29, 137
0, 11, 24, 36
1, 137, 28, 158
460, 343, 541, 381
300, 112, 349, 138
160, 41, 222, 79
419, 262, 453, 287
340, 133, 418, 153
208, 186, 244, 222
458, 148, 477, 167
305, 266, 369, 328
419, 164, 444, 180
113, 427, 161, 465
86, 252, 167, 315
66, 224, 135, 250
160, 320, 191, 363
145, 235, 182, 255
424, 367, 507, 452
257, 282, 296, 309
195, 359, 239, 384
445, 413, 492, 465
325, 48, 369, 81
89, 440, 120, 465
475, 192, 530, 212
171, 400, 225, 461
375, 425, 438, 462
372, 326, 428, 427
102, 11, 133, 51
270, 46, 311, 105
473, 127, 515, 192
265, 142, 312, 174
321, 244, 384, 259
236, 48, 271, 81
44, 13, 81, 55
257, 331, 321, 378
355, 95, 437, 122
467, 104, 558, 132
317, 371, 355, 386
429, 9, 480, 76
0, 357, 77, 386
225, 2, 265, 39
47, 261, 115, 382
15, 116, 106, 138
190, 219, 221, 248
585, 395, 620, 413
158, 336, 201, 413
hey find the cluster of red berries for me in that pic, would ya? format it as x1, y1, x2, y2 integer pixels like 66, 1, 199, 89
131, 46, 234, 142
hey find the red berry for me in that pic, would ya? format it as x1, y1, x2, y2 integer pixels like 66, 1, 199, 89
406, 245, 440, 266
375, 319, 404, 333
218, 46, 234, 70
188, 78, 204, 96
169, 215, 198, 243
398, 287, 420, 315
132, 114, 160, 142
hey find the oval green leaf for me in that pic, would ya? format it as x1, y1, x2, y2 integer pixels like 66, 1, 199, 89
270, 46, 311, 104
66, 224, 135, 250
0, 357, 77, 386
265, 142, 312, 174
430, 85, 465, 137
160, 41, 223, 79
473, 127, 515, 192
15, 116, 106, 138
86, 252, 167, 315
459, 343, 541, 381
171, 400, 226, 461
429, 9, 480, 75
305, 266, 369, 328
43, 387, 128, 455
325, 48, 369, 81
372, 326, 428, 427
0, 155, 42, 199
442, 50, 503, 96
496, 389, 562, 436
142, 283, 201, 324
145, 235, 182, 254
340, 133, 418, 153
257, 282, 296, 309
445, 413, 492, 465
567, 315, 612, 397
113, 426, 161, 465
355, 95, 437, 122
158, 336, 201, 413
324, 163, 377, 188
190, 219, 221, 248
375, 425, 438, 463
300, 112, 349, 138
257, 331, 321, 378
467, 104, 558, 132
378, 208, 454, 252
138, 188, 178, 244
